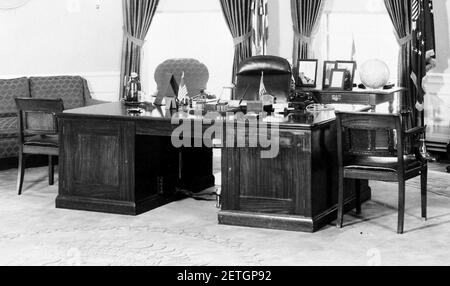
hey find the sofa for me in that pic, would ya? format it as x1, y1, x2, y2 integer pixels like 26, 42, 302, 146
0, 76, 105, 160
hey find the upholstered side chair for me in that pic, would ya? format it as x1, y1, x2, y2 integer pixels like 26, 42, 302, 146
154, 58, 209, 98
335, 111, 428, 234
15, 98, 64, 195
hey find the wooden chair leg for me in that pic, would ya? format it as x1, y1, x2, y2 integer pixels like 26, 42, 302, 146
17, 152, 26, 196
336, 174, 345, 228
421, 168, 428, 220
48, 155, 54, 186
398, 180, 406, 234
355, 180, 362, 215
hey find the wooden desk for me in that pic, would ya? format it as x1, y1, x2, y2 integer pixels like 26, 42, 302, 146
57, 102, 371, 233
219, 105, 371, 232
308, 87, 405, 112
56, 103, 215, 215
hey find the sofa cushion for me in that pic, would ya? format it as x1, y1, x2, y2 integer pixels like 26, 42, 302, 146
0, 137, 18, 159
0, 77, 30, 115
0, 117, 17, 139
29, 76, 85, 110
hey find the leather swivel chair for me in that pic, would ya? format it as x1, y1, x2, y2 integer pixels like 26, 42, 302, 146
235, 56, 292, 102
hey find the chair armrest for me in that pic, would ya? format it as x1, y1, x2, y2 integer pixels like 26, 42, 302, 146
404, 126, 426, 136
86, 98, 110, 106
404, 126, 427, 163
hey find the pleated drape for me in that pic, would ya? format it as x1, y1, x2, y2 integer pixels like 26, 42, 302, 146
220, 0, 253, 84
119, 0, 159, 99
291, 0, 324, 80
384, 0, 416, 122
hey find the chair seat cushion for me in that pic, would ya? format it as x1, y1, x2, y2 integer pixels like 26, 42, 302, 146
345, 155, 422, 173
24, 135, 59, 147
0, 117, 18, 139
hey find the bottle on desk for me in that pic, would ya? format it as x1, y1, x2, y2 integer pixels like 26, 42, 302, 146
125, 72, 141, 103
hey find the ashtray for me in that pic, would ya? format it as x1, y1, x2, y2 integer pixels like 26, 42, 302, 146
127, 108, 143, 116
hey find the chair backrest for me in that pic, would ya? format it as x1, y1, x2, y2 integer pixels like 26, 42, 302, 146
335, 111, 404, 159
15, 98, 64, 143
235, 55, 292, 102
154, 59, 209, 98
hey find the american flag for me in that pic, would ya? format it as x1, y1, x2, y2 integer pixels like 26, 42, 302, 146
259, 71, 267, 98
177, 71, 189, 101
351, 34, 357, 61
411, 0, 436, 112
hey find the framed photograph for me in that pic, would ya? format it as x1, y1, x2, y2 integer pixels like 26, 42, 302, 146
322, 61, 337, 89
329, 69, 347, 90
298, 59, 318, 88
336, 61, 356, 90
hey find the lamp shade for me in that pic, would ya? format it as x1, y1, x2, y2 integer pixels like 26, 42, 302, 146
359, 59, 390, 89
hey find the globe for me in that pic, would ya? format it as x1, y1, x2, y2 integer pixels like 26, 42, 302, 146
359, 59, 390, 89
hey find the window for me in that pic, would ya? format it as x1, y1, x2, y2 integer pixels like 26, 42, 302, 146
313, 0, 399, 85
142, 0, 234, 98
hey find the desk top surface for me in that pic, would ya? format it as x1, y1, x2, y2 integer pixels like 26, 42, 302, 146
61, 102, 373, 129
304, 87, 405, 95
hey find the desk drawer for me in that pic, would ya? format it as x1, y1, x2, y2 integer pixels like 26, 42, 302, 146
318, 93, 369, 105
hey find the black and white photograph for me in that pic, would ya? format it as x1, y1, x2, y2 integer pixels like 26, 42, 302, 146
0, 0, 449, 272
329, 69, 346, 90
298, 59, 318, 87
322, 61, 337, 89
336, 60, 357, 89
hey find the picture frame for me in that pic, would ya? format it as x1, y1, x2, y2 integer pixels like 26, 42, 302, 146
329, 69, 347, 90
336, 61, 357, 90
297, 59, 318, 88
322, 61, 337, 89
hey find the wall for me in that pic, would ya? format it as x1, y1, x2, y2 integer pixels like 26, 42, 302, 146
0, 0, 123, 101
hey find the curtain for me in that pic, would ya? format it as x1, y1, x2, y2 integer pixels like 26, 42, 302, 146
384, 0, 415, 123
252, 0, 269, 56
119, 0, 159, 99
291, 0, 324, 81
220, 0, 253, 84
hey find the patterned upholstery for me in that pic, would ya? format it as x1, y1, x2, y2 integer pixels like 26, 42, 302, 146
0, 117, 17, 139
0, 77, 30, 115
1, 76, 93, 160
0, 138, 18, 159
154, 59, 209, 97
29, 76, 86, 110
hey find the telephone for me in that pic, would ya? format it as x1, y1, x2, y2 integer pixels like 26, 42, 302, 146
287, 90, 318, 111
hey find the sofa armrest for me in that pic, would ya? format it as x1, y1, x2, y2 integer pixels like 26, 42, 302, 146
86, 98, 110, 106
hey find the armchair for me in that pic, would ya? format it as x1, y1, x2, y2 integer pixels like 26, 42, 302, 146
154, 58, 209, 98
235, 55, 292, 102
335, 111, 428, 234
154, 59, 214, 191
15, 98, 64, 195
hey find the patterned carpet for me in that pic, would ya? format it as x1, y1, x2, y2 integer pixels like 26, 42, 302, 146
0, 162, 450, 266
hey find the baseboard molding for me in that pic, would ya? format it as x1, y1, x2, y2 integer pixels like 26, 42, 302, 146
0, 71, 120, 102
